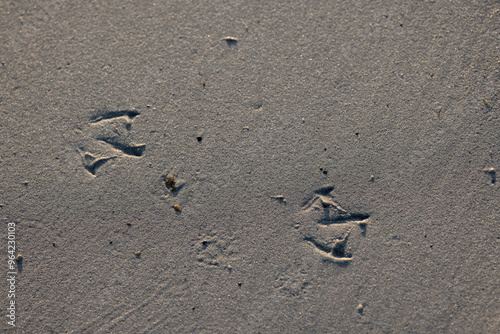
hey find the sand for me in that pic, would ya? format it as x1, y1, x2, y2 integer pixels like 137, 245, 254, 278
1, 0, 498, 333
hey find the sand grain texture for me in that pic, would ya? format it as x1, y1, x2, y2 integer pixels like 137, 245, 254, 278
1, 0, 499, 333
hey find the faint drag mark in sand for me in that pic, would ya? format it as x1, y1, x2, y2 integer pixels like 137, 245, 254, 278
297, 186, 370, 264
77, 110, 146, 176
77, 277, 190, 334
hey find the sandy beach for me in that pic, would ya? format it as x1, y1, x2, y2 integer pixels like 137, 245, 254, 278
1, 0, 498, 332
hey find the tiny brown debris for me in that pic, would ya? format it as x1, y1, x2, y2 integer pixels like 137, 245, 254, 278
165, 174, 178, 191
16, 254, 23, 262
135, 251, 141, 256
435, 106, 441, 116
126, 222, 132, 226
173, 204, 182, 212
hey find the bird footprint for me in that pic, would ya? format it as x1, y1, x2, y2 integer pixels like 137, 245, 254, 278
298, 186, 370, 263
77, 110, 146, 176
